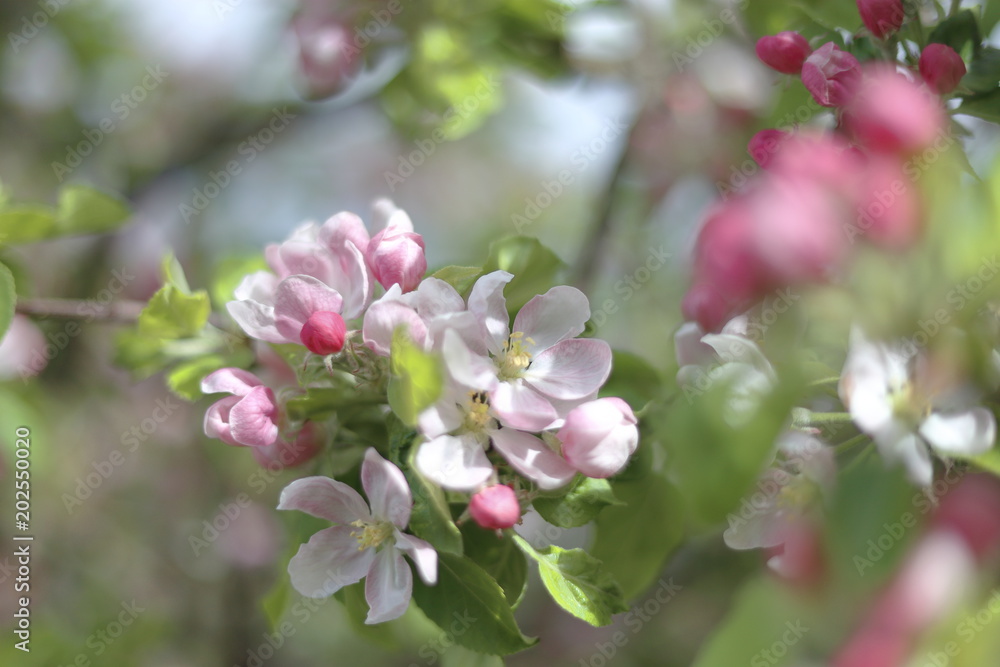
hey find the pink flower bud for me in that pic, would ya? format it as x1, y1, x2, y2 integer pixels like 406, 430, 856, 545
919, 43, 966, 95
293, 16, 357, 100
469, 485, 521, 530
853, 156, 921, 248
251, 422, 323, 469
857, 0, 905, 40
300, 310, 347, 355
747, 128, 789, 168
558, 398, 638, 478
801, 42, 861, 107
844, 67, 946, 155
755, 32, 812, 74
366, 204, 427, 293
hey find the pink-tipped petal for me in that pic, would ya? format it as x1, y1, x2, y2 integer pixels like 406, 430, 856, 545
203, 396, 242, 446
226, 299, 287, 344
201, 367, 264, 396
490, 380, 560, 432
278, 475, 372, 524
490, 427, 576, 490
512, 286, 591, 354
364, 546, 412, 624
415, 434, 494, 491
523, 338, 613, 401
468, 271, 514, 355
362, 298, 429, 357
287, 525, 373, 598
362, 449, 413, 529
228, 386, 280, 447
393, 531, 438, 585
273, 275, 344, 341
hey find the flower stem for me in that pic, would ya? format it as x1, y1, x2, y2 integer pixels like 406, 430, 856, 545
798, 411, 855, 426
834, 433, 869, 454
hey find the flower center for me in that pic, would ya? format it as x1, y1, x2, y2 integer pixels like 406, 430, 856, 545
776, 477, 819, 510
350, 519, 394, 551
497, 332, 534, 381
462, 391, 495, 436
889, 381, 931, 427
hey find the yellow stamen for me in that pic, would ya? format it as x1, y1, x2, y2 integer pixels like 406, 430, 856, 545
350, 519, 393, 551
497, 332, 534, 381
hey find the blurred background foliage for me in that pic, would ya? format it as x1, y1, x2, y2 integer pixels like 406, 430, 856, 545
5, 0, 1000, 665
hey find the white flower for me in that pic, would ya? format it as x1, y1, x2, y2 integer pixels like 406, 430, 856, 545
839, 330, 996, 486
278, 449, 437, 624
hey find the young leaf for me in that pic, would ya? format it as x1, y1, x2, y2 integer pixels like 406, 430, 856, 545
388, 329, 443, 426
430, 265, 482, 297
461, 524, 528, 607
590, 474, 683, 600
0, 261, 15, 341
513, 535, 628, 627
56, 185, 131, 237
928, 9, 981, 58
482, 236, 565, 313
138, 285, 211, 339
411, 552, 537, 656
0, 206, 57, 244
532, 477, 622, 528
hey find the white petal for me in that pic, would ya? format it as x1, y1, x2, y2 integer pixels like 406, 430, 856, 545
523, 338, 612, 400
287, 525, 373, 598
490, 427, 576, 490
895, 433, 934, 487
467, 271, 513, 355
233, 271, 279, 303
674, 322, 713, 367
441, 328, 498, 391
278, 476, 372, 524
361, 449, 412, 529
414, 277, 465, 318
512, 285, 590, 354
365, 546, 412, 624
701, 334, 774, 379
490, 380, 559, 432
415, 434, 493, 491
394, 531, 438, 585
226, 299, 288, 344
362, 298, 428, 357
919, 408, 996, 456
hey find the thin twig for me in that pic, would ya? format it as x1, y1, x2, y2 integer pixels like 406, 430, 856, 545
16, 297, 145, 323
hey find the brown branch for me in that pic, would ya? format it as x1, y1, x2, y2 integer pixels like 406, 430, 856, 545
15, 297, 146, 323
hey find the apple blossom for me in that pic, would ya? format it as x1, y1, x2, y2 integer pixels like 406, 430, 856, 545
365, 199, 427, 293
747, 128, 789, 169
755, 32, 812, 74
920, 43, 966, 95
201, 368, 281, 447
278, 448, 437, 623
557, 397, 638, 478
293, 17, 357, 100
839, 331, 996, 486
469, 485, 521, 530
300, 310, 347, 355
801, 42, 861, 108
0, 315, 47, 380
857, 0, 905, 40
844, 67, 946, 155
251, 422, 323, 469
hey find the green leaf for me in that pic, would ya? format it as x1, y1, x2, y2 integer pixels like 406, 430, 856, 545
928, 9, 981, 58
441, 646, 504, 667
138, 285, 211, 339
388, 329, 444, 426
411, 552, 537, 656
334, 580, 400, 648
590, 474, 683, 600
513, 535, 628, 627
482, 236, 565, 313
0, 206, 57, 244
533, 476, 622, 528
599, 350, 662, 411
953, 447, 1000, 476
0, 261, 14, 341
430, 265, 482, 297
691, 577, 812, 667
211, 254, 269, 309
461, 524, 528, 607
261, 575, 292, 632
56, 185, 131, 237
962, 46, 1000, 95
166, 354, 252, 401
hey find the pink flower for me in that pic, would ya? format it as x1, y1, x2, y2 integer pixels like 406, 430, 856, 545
755, 32, 812, 74
278, 448, 437, 623
857, 0, 905, 40
293, 17, 358, 100
365, 200, 427, 293
920, 43, 966, 95
229, 274, 347, 350
468, 485, 521, 530
0, 315, 47, 380
801, 42, 861, 107
251, 422, 323, 469
844, 67, 946, 155
747, 129, 789, 169
851, 155, 921, 248
201, 368, 281, 447
557, 398, 638, 478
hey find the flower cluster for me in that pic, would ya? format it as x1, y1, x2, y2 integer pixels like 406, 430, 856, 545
199, 201, 639, 622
